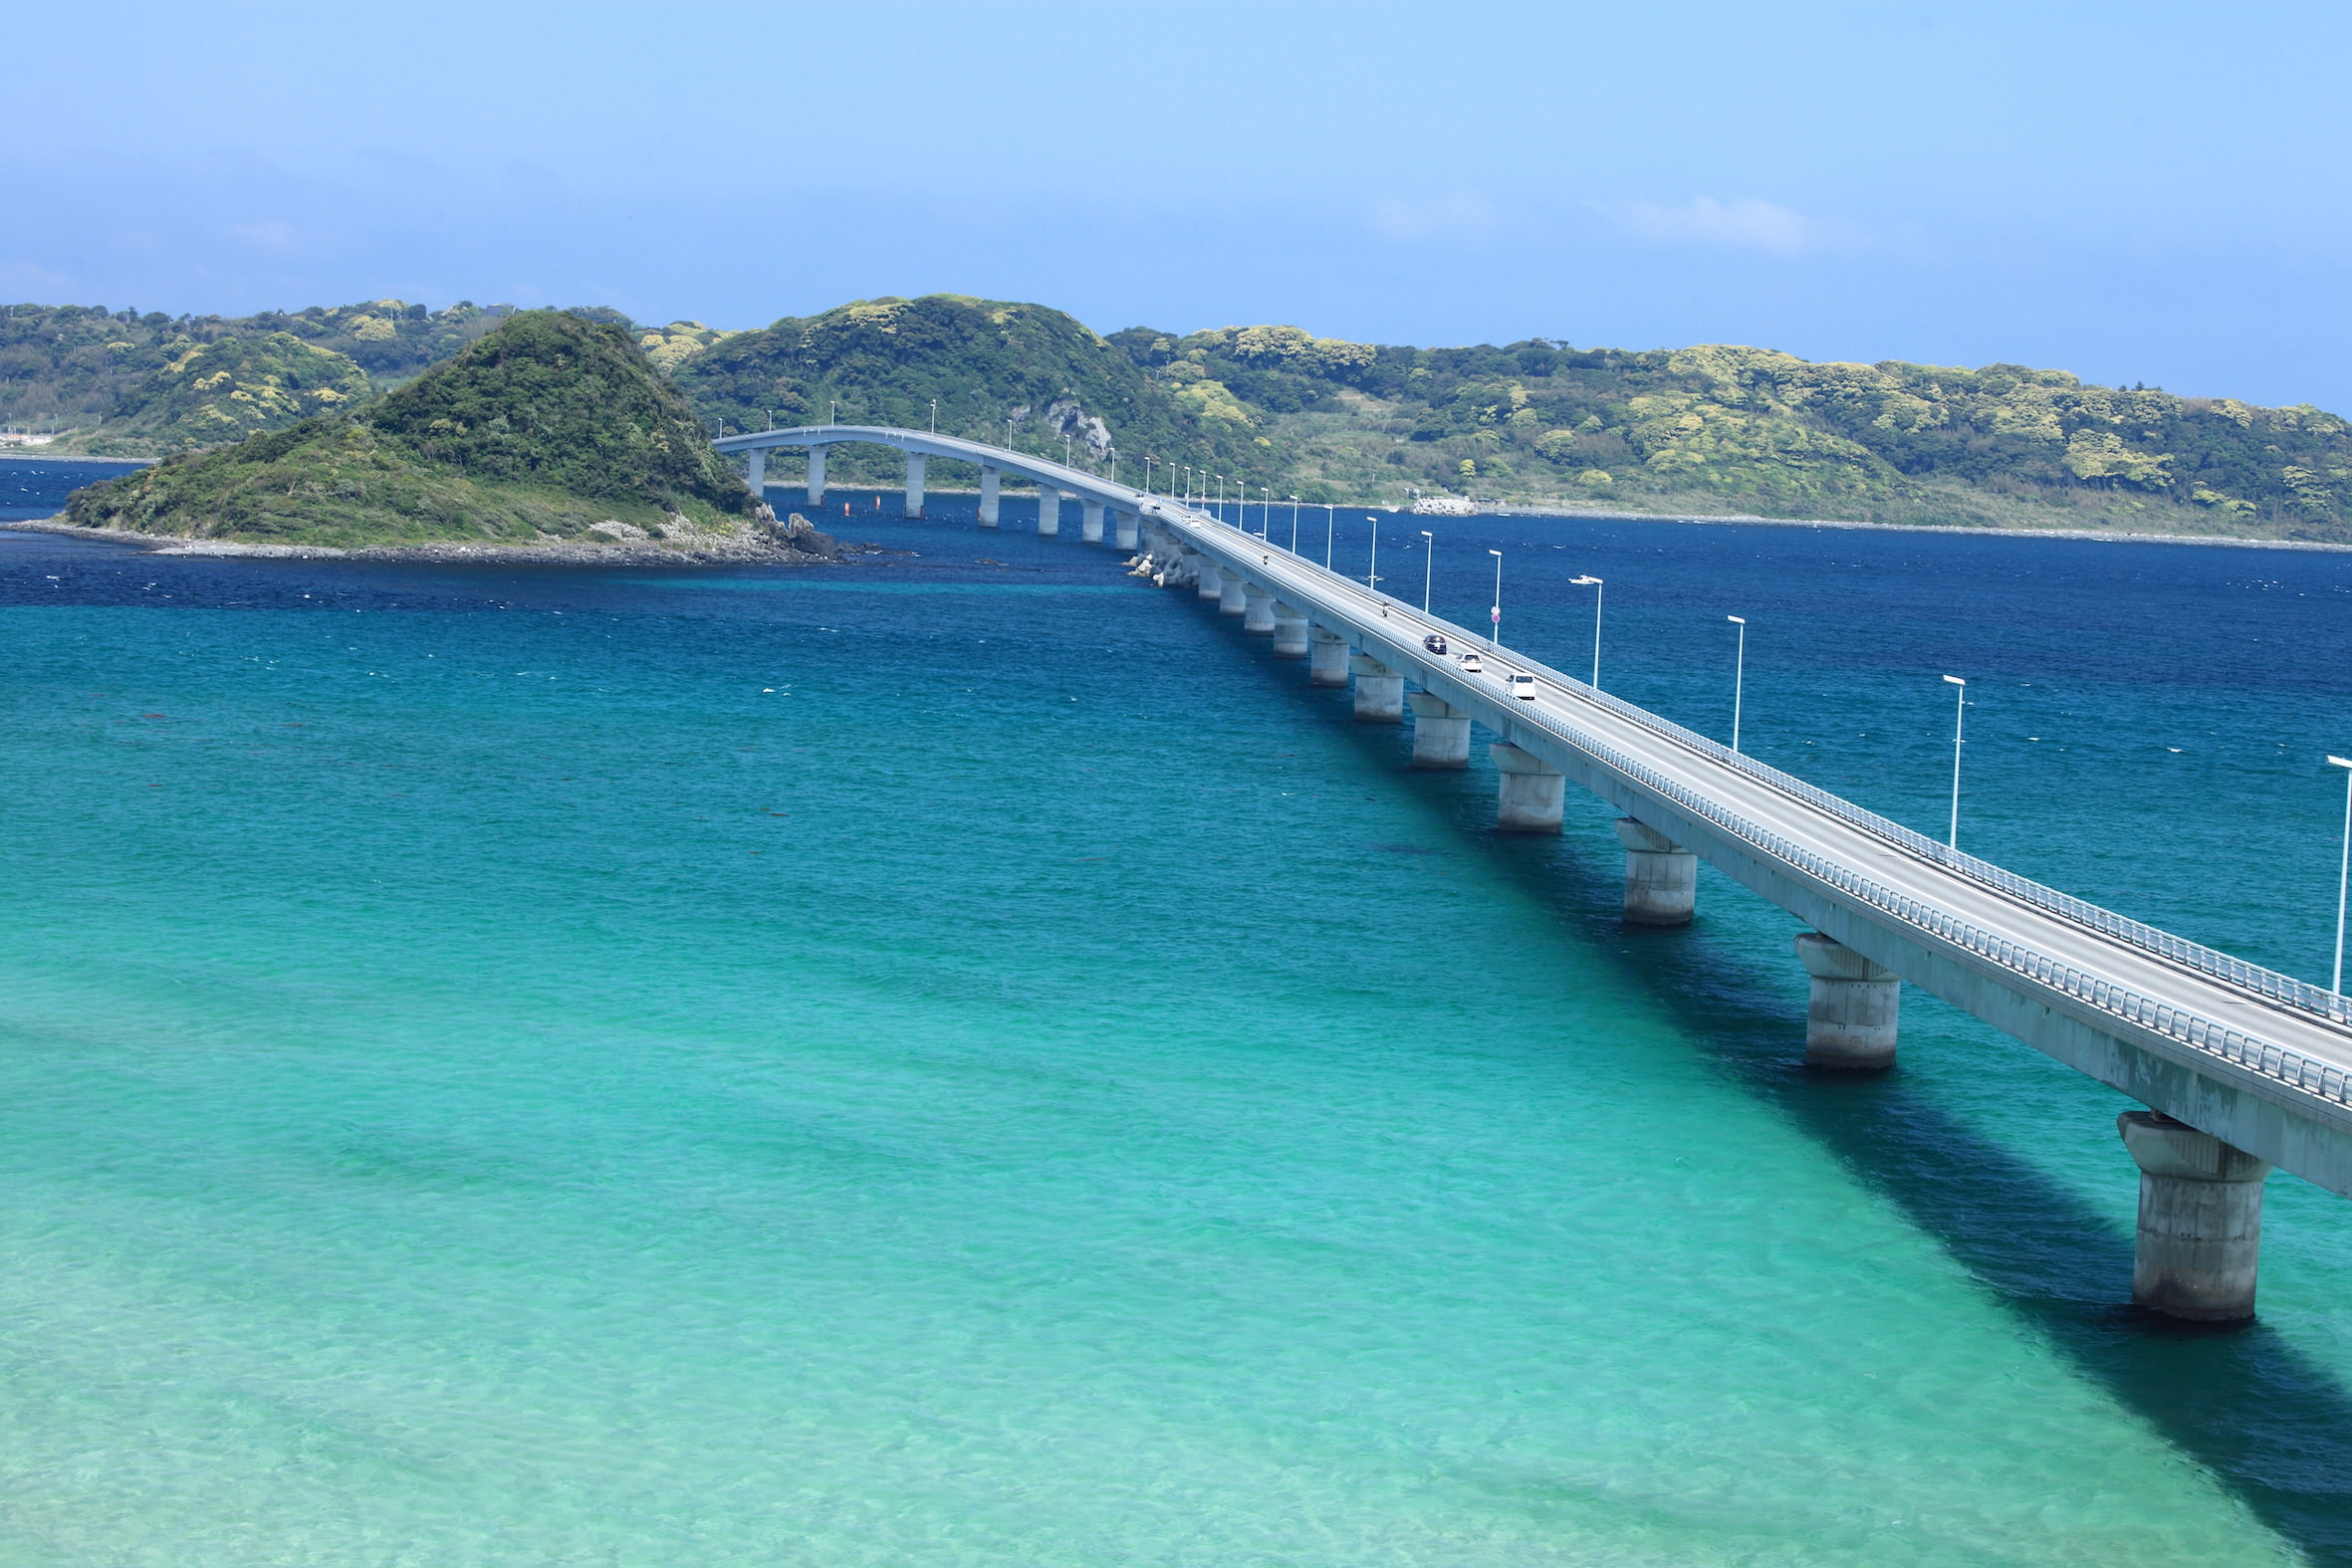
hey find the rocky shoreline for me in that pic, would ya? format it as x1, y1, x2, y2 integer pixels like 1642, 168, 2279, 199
0, 515, 844, 566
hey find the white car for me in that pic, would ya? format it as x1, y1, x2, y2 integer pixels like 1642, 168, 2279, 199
1510, 673, 1537, 701
1457, 652, 1485, 675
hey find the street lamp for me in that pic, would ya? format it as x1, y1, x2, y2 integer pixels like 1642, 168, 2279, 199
1144, 455, 1155, 493
2331, 755, 2352, 1004
1324, 504, 1336, 567
1290, 496, 1300, 554
1569, 575, 1603, 687
1488, 549, 1504, 646
929, 398, 937, 433
1419, 530, 1434, 613
1943, 675, 1967, 849
830, 399, 839, 425
1366, 515, 1380, 592
1727, 615, 1747, 752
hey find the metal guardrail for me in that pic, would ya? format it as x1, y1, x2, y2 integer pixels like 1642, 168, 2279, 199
1500, 695, 2352, 1113
1155, 505, 2352, 1029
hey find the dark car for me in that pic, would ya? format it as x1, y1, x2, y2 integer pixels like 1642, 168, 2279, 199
1423, 633, 1449, 655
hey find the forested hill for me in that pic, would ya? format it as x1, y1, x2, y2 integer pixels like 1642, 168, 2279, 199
666, 297, 2352, 540
10, 291, 2352, 540
1095, 327, 2352, 538
59, 312, 771, 552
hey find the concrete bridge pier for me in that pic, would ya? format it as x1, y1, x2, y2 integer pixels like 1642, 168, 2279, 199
1491, 744, 1565, 831
1271, 604, 1309, 658
1197, 561, 1226, 602
1308, 628, 1351, 687
2118, 1111, 2269, 1321
1242, 585, 1277, 633
1794, 933, 1899, 1069
1614, 818, 1698, 925
1350, 655, 1405, 722
979, 467, 1001, 527
903, 453, 926, 519
745, 448, 766, 496
806, 444, 828, 505
1081, 500, 1105, 543
1219, 572, 1251, 617
1407, 693, 1472, 768
1038, 488, 1061, 536
1114, 510, 1139, 551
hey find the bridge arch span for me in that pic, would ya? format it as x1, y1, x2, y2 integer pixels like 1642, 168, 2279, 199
712, 423, 1136, 528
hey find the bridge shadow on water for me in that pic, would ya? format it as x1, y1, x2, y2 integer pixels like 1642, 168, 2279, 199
1233, 634, 2352, 1563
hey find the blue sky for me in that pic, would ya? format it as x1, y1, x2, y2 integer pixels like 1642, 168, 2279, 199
10, 0, 2350, 409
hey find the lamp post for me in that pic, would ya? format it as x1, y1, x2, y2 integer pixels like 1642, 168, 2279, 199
1366, 515, 1379, 591
1215, 474, 1225, 524
830, 399, 839, 425
1488, 549, 1504, 647
1290, 496, 1300, 554
1144, 455, 1155, 494
1727, 615, 1747, 752
928, 398, 937, 433
1569, 575, 1603, 686
1419, 530, 1434, 613
1943, 675, 1967, 849
2331, 755, 2352, 1006
1324, 504, 1336, 567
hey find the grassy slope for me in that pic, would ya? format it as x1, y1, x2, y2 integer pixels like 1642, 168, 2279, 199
60, 312, 760, 549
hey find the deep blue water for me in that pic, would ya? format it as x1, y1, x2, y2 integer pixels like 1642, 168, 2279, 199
4, 455, 2352, 1564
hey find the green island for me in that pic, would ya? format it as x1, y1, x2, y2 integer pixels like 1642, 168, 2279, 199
52, 311, 831, 559
9, 292, 2352, 547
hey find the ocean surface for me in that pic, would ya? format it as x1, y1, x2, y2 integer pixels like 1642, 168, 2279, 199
6, 455, 2352, 1565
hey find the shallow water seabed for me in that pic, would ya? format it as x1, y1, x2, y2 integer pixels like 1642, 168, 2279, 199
1, 472, 2350, 1564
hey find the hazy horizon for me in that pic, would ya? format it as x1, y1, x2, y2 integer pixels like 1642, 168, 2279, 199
10, 1, 2350, 410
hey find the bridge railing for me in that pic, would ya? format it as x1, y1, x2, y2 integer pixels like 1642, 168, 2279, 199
1163, 505, 2352, 1029
1490, 679, 2352, 1112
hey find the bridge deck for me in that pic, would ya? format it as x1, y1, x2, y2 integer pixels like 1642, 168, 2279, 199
721, 425, 2352, 1193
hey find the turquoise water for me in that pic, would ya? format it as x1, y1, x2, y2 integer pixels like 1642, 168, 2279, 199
6, 464, 2352, 1564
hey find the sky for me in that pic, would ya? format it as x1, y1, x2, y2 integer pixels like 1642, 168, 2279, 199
8, 0, 2351, 409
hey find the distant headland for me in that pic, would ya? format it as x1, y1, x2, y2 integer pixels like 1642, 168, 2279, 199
4, 292, 2349, 549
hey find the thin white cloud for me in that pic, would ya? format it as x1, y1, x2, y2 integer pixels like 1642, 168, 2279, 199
1614, 195, 1859, 256
229, 220, 299, 252
1369, 193, 1496, 244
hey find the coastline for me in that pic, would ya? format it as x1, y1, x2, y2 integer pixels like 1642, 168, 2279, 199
1476, 500, 2352, 553
0, 518, 841, 566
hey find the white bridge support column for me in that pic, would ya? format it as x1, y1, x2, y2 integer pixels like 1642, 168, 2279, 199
1219, 572, 1251, 617
1406, 693, 1472, 769
1242, 584, 1276, 633
745, 448, 766, 496
1271, 604, 1309, 658
1038, 488, 1061, 536
2118, 1111, 2269, 1321
806, 444, 828, 506
1614, 818, 1698, 926
1491, 744, 1564, 831
1794, 933, 1900, 1070
1081, 499, 1105, 543
903, 453, 925, 519
979, 466, 1001, 527
1307, 627, 1350, 687
1114, 510, 1139, 551
1197, 560, 1225, 602
1350, 655, 1405, 722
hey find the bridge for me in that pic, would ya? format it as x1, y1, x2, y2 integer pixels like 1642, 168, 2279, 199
717, 422, 2352, 1322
